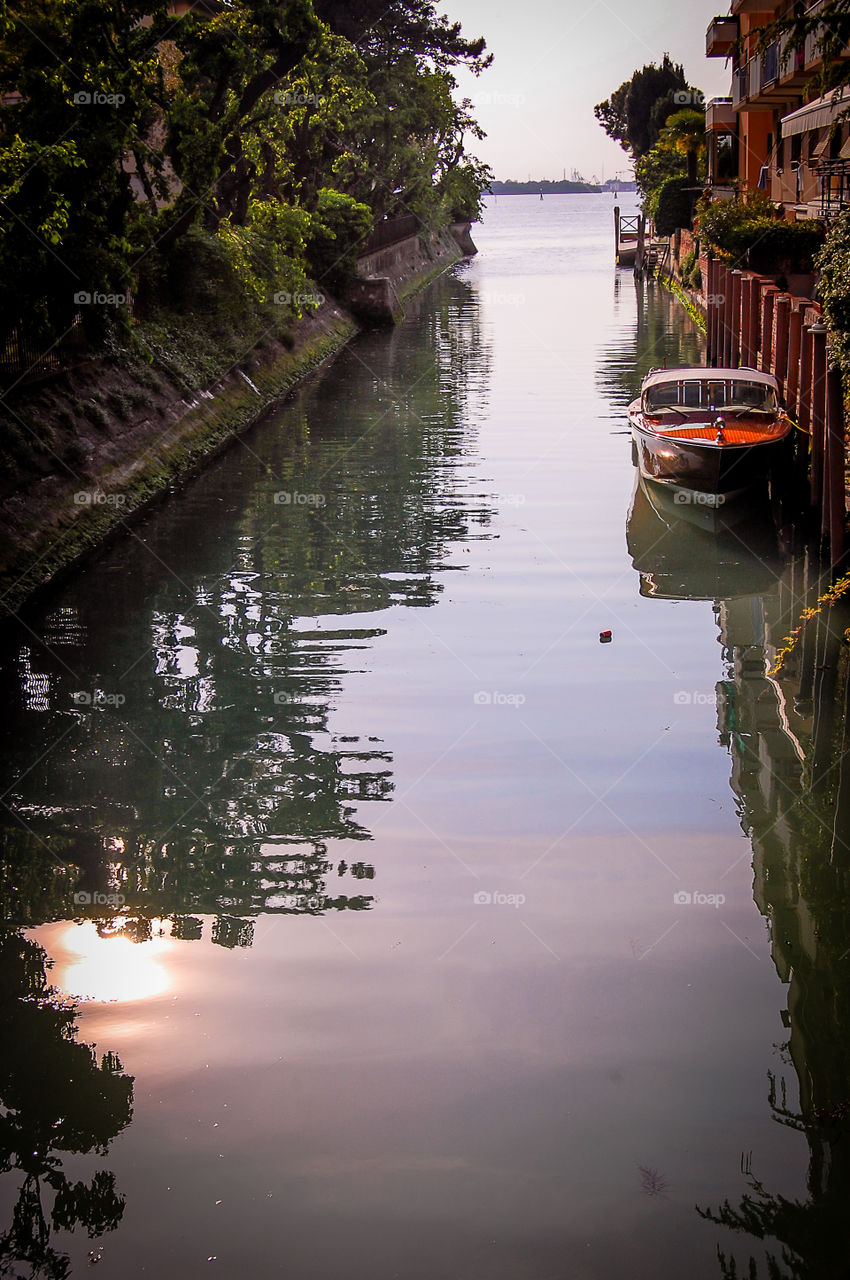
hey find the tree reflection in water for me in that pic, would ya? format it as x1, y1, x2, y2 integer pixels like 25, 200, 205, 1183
0, 930, 133, 1277
0, 275, 493, 944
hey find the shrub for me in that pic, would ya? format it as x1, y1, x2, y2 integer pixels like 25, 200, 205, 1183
677, 248, 703, 291
696, 195, 824, 272
679, 247, 696, 282
83, 399, 110, 431
651, 176, 694, 236
305, 188, 373, 296
814, 209, 850, 374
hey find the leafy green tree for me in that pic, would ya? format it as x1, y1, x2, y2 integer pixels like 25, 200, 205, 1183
595, 55, 693, 159
305, 187, 373, 293
0, 0, 172, 341
1, 0, 492, 355
657, 107, 706, 184
634, 145, 687, 201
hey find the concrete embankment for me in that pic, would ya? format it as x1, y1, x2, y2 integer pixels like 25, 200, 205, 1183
0, 224, 471, 614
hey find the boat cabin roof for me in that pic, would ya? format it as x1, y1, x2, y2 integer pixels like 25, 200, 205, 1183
641, 367, 779, 393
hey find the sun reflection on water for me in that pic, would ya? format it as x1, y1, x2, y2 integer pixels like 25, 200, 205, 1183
57, 921, 173, 1003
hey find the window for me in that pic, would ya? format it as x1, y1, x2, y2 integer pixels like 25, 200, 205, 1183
644, 380, 777, 413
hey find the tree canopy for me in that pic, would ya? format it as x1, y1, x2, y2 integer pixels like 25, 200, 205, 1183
594, 55, 694, 160
0, 0, 492, 348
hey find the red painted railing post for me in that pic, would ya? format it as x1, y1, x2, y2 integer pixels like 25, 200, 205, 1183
773, 293, 790, 398
730, 270, 742, 367
809, 321, 828, 511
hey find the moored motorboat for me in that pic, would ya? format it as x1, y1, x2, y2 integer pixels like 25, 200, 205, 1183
628, 367, 793, 501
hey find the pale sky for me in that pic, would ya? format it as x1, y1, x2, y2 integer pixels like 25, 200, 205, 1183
450, 0, 734, 181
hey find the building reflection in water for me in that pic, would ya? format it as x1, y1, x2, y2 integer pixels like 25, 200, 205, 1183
628, 473, 850, 1280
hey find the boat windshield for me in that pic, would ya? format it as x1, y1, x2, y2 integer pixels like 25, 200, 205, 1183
644, 378, 777, 413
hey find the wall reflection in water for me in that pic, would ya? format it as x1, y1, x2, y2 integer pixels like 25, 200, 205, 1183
628, 473, 850, 1280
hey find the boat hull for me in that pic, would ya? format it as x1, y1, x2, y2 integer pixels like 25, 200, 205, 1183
630, 419, 792, 500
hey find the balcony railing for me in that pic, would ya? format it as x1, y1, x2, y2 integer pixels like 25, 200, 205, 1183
763, 40, 780, 85
732, 63, 750, 108
706, 15, 738, 58
706, 97, 736, 130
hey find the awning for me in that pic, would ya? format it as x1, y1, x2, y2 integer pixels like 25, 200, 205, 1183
781, 92, 849, 137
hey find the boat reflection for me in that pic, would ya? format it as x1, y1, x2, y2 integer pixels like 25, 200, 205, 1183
628, 474, 850, 1278
626, 473, 786, 601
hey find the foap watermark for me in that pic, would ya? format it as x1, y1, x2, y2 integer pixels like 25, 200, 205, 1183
73, 90, 125, 106
673, 490, 725, 507
74, 490, 126, 507
473, 690, 526, 707
673, 690, 716, 706
294, 892, 326, 910
674, 90, 705, 106
273, 291, 325, 307
479, 291, 526, 306
273, 491, 326, 507
673, 890, 725, 908
73, 291, 129, 306
705, 293, 726, 308
473, 890, 526, 908
471, 90, 526, 107
71, 690, 126, 708
74, 890, 125, 906
273, 90, 325, 107
499, 492, 526, 506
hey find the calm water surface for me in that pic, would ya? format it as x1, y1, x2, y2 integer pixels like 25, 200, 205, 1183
1, 194, 844, 1278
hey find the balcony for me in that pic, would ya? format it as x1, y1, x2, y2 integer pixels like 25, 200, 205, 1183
762, 39, 780, 85
733, 47, 802, 108
777, 30, 808, 87
706, 97, 736, 131
706, 15, 738, 57
803, 0, 850, 68
732, 62, 751, 108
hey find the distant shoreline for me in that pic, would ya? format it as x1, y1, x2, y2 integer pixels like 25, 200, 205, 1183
489, 180, 636, 195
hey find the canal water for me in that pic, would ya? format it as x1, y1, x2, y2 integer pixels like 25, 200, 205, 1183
2, 194, 848, 1278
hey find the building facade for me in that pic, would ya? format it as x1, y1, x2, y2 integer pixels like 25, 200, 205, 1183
706, 2, 850, 218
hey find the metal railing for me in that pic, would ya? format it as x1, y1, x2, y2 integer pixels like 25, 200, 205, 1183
763, 39, 780, 84
359, 215, 420, 256
0, 313, 84, 388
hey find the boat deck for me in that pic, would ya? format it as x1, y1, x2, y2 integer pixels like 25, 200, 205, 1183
644, 418, 788, 446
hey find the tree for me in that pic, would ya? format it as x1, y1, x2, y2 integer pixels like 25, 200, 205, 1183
595, 55, 693, 159
634, 144, 686, 201
657, 108, 706, 184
